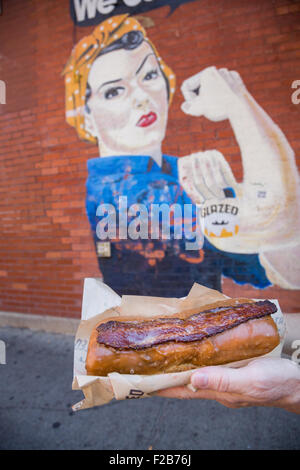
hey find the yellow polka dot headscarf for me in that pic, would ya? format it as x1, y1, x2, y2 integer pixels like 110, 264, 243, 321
63, 14, 176, 144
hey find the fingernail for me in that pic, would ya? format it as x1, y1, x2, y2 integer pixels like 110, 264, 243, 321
191, 372, 209, 389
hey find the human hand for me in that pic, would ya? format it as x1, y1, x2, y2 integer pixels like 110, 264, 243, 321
181, 66, 247, 121
178, 149, 239, 205
155, 358, 300, 414
178, 150, 241, 239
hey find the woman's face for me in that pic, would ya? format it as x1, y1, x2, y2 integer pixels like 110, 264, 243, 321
85, 41, 169, 155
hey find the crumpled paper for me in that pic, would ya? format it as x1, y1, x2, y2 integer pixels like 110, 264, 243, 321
72, 278, 286, 411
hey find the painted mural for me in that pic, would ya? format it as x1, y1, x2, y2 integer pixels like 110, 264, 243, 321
63, 13, 300, 297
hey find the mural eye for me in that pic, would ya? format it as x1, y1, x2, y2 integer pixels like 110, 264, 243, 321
143, 69, 158, 82
104, 87, 125, 100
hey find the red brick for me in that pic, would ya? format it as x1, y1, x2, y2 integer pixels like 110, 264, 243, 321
276, 4, 300, 15
12, 283, 28, 291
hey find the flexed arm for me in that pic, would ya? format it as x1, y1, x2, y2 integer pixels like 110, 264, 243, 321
178, 67, 300, 287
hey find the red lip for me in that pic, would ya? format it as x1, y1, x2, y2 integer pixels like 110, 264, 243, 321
136, 112, 157, 128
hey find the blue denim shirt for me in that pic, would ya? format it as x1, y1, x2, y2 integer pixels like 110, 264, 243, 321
86, 155, 271, 296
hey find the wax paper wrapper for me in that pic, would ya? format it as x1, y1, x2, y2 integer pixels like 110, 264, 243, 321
72, 278, 286, 411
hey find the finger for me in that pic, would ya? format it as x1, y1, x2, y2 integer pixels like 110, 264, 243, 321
218, 67, 235, 87
189, 388, 256, 408
209, 150, 229, 191
189, 388, 254, 408
203, 151, 227, 199
216, 399, 252, 409
154, 386, 241, 401
213, 152, 237, 190
192, 153, 224, 200
191, 155, 215, 201
181, 72, 203, 102
178, 156, 205, 204
191, 366, 250, 394
181, 100, 205, 117
154, 386, 200, 399
155, 386, 254, 408
230, 70, 245, 89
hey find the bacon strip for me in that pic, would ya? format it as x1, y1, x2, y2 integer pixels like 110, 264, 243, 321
96, 300, 277, 350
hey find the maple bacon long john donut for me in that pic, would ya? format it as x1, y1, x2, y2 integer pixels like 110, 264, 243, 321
85, 299, 280, 376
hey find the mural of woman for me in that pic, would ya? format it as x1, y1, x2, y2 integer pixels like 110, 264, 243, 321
63, 14, 300, 296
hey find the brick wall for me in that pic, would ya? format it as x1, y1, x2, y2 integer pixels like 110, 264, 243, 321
0, 0, 299, 317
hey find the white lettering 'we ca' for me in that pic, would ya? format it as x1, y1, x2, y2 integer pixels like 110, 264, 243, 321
73, 0, 118, 21
73, 0, 155, 21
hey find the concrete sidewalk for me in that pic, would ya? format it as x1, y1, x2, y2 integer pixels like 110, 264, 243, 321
0, 326, 299, 450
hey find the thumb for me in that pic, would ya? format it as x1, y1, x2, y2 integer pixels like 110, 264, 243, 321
191, 366, 248, 394
181, 100, 204, 117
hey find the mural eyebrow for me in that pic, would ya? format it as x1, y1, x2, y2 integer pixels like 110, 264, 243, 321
96, 78, 122, 93
136, 53, 156, 75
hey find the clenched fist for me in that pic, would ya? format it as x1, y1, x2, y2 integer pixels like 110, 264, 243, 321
181, 66, 246, 121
